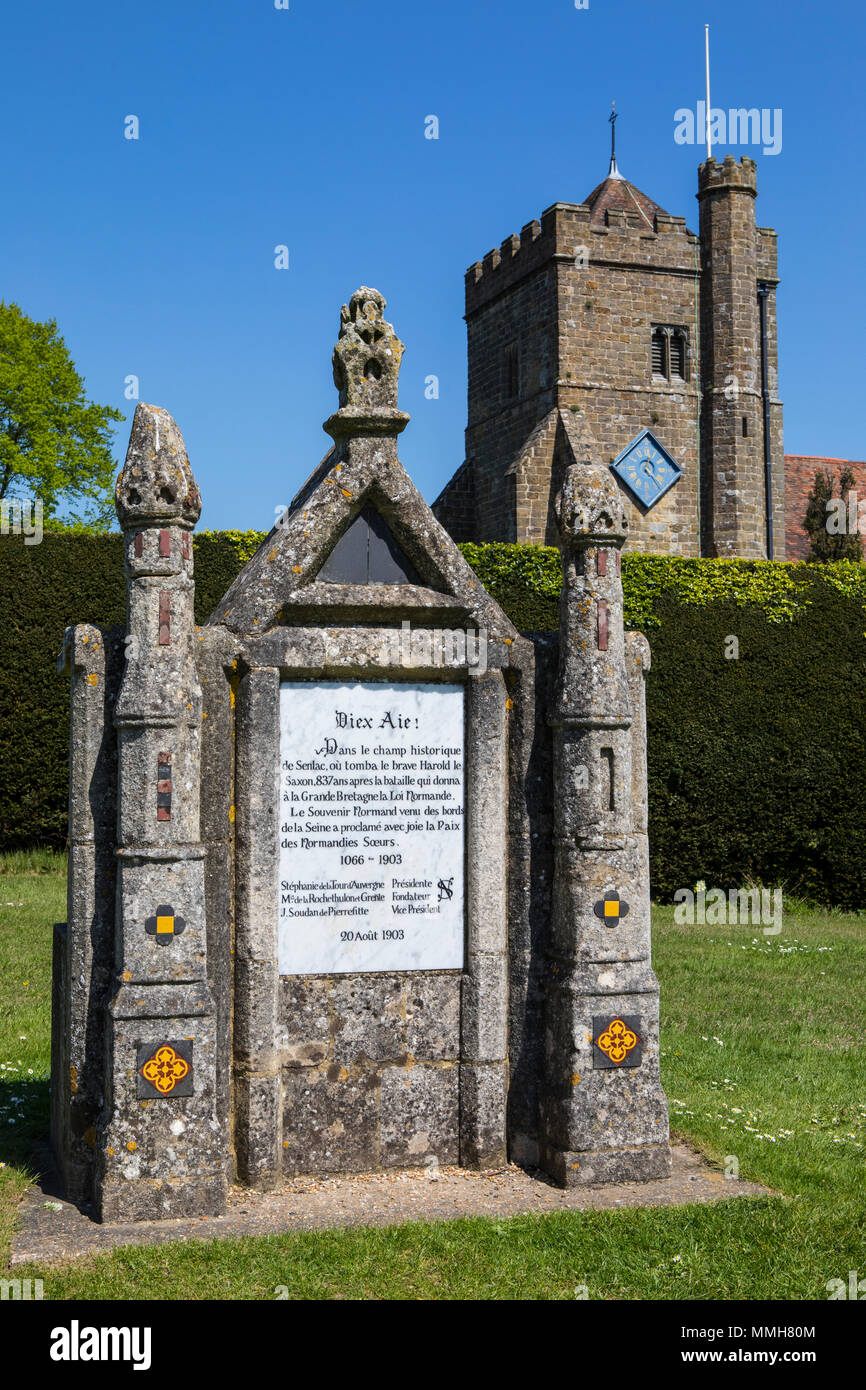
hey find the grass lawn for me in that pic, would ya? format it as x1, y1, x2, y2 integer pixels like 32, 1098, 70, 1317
1, 852, 864, 1300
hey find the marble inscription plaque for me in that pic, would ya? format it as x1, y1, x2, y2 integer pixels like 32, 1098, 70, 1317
278, 681, 465, 974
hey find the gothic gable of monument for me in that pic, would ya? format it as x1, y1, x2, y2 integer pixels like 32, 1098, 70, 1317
209, 288, 516, 643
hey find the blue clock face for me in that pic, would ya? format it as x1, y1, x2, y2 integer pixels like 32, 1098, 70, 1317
611, 429, 682, 509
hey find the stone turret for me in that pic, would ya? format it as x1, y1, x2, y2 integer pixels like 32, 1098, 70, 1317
97, 403, 227, 1222
698, 155, 785, 558
540, 444, 670, 1187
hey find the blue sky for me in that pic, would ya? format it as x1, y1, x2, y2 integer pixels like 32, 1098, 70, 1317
2, 0, 863, 530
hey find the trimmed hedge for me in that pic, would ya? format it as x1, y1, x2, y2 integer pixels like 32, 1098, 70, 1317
1, 534, 864, 908
644, 582, 866, 909
0, 531, 259, 852
460, 542, 866, 632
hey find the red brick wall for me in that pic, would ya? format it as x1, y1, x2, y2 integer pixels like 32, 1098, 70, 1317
784, 456, 866, 560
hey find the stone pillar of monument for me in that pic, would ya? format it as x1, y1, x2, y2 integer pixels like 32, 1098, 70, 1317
539, 453, 671, 1186
96, 403, 228, 1222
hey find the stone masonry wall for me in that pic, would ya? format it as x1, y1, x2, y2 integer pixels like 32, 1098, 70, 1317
432, 458, 475, 543
756, 226, 786, 559
279, 974, 461, 1172
552, 202, 702, 554
462, 216, 559, 541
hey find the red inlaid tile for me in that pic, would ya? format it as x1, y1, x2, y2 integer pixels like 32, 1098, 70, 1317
597, 599, 609, 651
159, 529, 171, 558
157, 751, 172, 821
158, 591, 171, 646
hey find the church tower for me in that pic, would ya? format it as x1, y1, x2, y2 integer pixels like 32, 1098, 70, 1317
433, 136, 784, 559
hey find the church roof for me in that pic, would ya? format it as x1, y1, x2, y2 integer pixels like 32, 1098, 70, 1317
584, 170, 667, 230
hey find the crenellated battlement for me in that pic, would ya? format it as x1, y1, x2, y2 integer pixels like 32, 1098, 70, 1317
698, 154, 758, 197
466, 195, 698, 315
466, 210, 556, 313
654, 212, 690, 235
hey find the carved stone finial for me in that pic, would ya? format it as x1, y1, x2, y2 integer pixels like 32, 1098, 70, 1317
324, 288, 409, 441
332, 288, 403, 408
556, 461, 628, 548
115, 403, 201, 528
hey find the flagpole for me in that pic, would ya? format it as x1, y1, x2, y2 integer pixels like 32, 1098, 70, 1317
705, 24, 711, 163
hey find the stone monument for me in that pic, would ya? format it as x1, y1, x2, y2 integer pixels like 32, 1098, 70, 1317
52, 287, 669, 1222
539, 428, 671, 1184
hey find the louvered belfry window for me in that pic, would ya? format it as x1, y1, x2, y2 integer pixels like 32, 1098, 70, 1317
651, 328, 667, 377
652, 326, 688, 381
670, 332, 686, 379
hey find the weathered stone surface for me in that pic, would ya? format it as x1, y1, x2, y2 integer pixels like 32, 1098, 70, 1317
98, 1011, 226, 1221
540, 439, 670, 1187
276, 972, 464, 1173
541, 1142, 672, 1188
203, 839, 233, 1152
114, 852, 208, 982
460, 1062, 508, 1168
197, 625, 237, 847
380, 1063, 459, 1166
235, 1073, 282, 1189
330, 288, 405, 415
282, 1067, 380, 1174
404, 976, 461, 1060
234, 666, 280, 963
465, 671, 509, 955
504, 635, 554, 1161
461, 953, 508, 1063
115, 402, 201, 528
280, 977, 332, 1068
234, 956, 280, 1069
93, 404, 227, 1222
51, 623, 124, 1205
330, 976, 406, 1063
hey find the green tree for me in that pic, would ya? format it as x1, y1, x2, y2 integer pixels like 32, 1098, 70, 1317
803, 467, 863, 562
0, 301, 124, 531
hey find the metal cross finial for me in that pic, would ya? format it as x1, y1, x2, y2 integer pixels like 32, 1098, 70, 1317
608, 101, 622, 179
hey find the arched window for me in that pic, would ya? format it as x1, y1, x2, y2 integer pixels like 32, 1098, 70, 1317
651, 326, 688, 382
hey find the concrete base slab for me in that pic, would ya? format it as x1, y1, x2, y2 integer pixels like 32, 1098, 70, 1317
10, 1142, 772, 1268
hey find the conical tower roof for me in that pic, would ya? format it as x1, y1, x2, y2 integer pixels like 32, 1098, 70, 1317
583, 170, 667, 230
